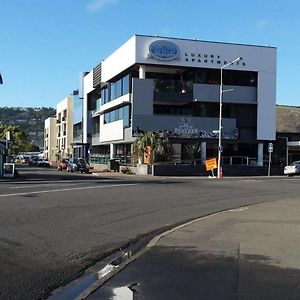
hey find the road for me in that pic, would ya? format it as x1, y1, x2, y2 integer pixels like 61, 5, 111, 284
1, 166, 300, 299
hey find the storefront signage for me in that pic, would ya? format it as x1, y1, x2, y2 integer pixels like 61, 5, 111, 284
174, 118, 239, 139
184, 52, 246, 67
175, 118, 198, 135
149, 40, 180, 61
133, 119, 239, 140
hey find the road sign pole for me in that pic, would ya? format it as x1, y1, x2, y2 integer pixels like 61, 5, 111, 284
268, 143, 273, 177
268, 151, 271, 177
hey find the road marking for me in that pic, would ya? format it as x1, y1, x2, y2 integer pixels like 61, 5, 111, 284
0, 183, 138, 198
10, 183, 78, 189
9, 180, 119, 189
8, 179, 117, 185
112, 287, 133, 299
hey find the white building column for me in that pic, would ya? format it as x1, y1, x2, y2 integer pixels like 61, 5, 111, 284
257, 143, 264, 166
201, 142, 207, 165
110, 143, 116, 159
139, 65, 146, 79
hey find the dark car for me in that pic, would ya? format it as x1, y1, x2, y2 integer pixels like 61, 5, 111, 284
36, 159, 50, 167
57, 159, 69, 171
28, 156, 40, 166
67, 158, 90, 173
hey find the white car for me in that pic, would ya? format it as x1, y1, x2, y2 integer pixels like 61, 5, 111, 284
284, 161, 300, 176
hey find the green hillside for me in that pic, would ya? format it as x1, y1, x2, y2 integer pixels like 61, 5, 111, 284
0, 107, 55, 148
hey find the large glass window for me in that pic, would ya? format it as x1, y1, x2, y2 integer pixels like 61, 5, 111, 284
147, 67, 257, 88
103, 105, 130, 128
122, 75, 129, 94
115, 79, 122, 98
123, 106, 130, 127
100, 74, 130, 105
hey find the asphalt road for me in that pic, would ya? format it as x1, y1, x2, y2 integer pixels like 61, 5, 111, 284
1, 166, 300, 299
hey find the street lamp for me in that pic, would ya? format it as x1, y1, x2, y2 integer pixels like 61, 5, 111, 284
217, 57, 242, 179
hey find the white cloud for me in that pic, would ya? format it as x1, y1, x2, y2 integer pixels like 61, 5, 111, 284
86, 0, 119, 12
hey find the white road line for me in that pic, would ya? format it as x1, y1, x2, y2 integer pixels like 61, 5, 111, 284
7, 179, 117, 185
0, 183, 138, 198
10, 184, 76, 189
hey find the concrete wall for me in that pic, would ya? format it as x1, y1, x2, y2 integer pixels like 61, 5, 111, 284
100, 118, 124, 142
257, 71, 276, 140
132, 78, 153, 116
152, 164, 284, 176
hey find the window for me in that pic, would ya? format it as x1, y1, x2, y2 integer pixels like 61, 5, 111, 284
123, 106, 130, 127
115, 79, 122, 98
103, 105, 130, 128
122, 75, 129, 94
100, 74, 130, 105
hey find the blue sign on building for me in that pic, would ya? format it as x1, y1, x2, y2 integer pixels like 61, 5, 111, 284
149, 40, 180, 61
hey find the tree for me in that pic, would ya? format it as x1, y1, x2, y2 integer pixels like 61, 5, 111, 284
133, 131, 174, 164
0, 124, 33, 154
184, 143, 201, 161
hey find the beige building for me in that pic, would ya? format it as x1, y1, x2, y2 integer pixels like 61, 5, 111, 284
44, 117, 56, 163
56, 96, 73, 159
44, 96, 74, 164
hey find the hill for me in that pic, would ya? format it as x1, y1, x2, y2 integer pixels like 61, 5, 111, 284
0, 107, 55, 148
276, 105, 300, 133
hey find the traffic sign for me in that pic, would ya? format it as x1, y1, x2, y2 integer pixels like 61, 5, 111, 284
268, 143, 273, 153
205, 158, 217, 171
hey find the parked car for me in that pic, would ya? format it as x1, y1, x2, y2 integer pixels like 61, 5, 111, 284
28, 156, 39, 166
57, 159, 69, 171
284, 161, 300, 176
36, 159, 51, 167
67, 158, 90, 173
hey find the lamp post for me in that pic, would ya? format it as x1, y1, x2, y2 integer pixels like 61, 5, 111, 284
217, 57, 242, 179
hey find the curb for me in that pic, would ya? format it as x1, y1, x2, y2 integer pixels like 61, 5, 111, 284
75, 204, 253, 299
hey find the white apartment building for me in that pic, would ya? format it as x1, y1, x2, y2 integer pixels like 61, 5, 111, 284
56, 96, 74, 159
82, 35, 276, 166
44, 117, 56, 163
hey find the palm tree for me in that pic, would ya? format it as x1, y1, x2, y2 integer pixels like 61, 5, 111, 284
133, 132, 173, 165
184, 143, 201, 162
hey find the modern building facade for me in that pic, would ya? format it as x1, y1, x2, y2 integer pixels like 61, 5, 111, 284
82, 35, 276, 166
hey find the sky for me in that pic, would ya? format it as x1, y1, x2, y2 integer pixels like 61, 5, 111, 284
0, 0, 299, 108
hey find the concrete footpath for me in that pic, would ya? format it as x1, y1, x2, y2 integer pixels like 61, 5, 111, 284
86, 198, 300, 300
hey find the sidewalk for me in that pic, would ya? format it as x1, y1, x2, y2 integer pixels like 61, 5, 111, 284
88, 198, 300, 299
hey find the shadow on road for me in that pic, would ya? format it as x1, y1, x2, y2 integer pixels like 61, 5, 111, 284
93, 246, 300, 300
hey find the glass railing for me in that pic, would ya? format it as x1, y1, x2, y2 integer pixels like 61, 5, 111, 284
92, 98, 101, 115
